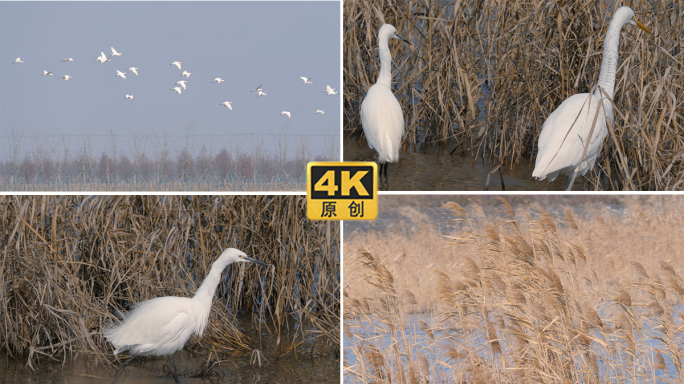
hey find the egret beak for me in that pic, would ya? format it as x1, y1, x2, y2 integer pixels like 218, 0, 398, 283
245, 256, 271, 267
633, 17, 651, 34
394, 33, 411, 46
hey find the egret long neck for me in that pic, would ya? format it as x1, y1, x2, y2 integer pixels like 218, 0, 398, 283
595, 17, 625, 100
376, 35, 393, 86
192, 261, 229, 335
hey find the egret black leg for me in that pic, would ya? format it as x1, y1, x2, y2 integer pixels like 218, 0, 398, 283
565, 175, 572, 191
380, 162, 388, 177
111, 353, 139, 384
169, 354, 180, 383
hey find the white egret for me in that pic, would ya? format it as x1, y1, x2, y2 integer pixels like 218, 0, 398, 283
125, 94, 133, 100
212, 78, 224, 84
316, 110, 325, 115
62, 58, 73, 62
171, 87, 182, 95
360, 24, 410, 177
532, 6, 651, 191
250, 84, 262, 92
59, 75, 71, 82
111, 47, 122, 57
128, 67, 139, 76
96, 52, 111, 63
220, 101, 232, 110
325, 85, 338, 95
115, 70, 127, 79
176, 80, 189, 90
171, 61, 182, 70
300, 76, 313, 84
181, 71, 191, 78
281, 111, 291, 118
42, 70, 53, 76
12, 57, 24, 64
257, 91, 267, 97
104, 248, 271, 383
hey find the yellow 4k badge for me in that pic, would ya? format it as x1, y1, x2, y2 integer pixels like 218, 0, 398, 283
307, 162, 377, 220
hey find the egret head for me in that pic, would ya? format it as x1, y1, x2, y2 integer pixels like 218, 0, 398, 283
615, 6, 651, 34
218, 248, 271, 267
378, 24, 411, 46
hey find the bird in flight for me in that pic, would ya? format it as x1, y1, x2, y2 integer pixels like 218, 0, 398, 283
12, 57, 24, 64
316, 110, 325, 115
111, 47, 122, 57
325, 85, 338, 95
128, 67, 139, 76
116, 70, 127, 79
176, 80, 189, 90
125, 94, 134, 100
300, 76, 313, 84
60, 75, 71, 82
220, 101, 233, 110
281, 111, 291, 118
170, 61, 182, 70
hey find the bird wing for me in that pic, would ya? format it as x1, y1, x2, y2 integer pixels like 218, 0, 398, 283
533, 92, 611, 180
227, 103, 232, 110
360, 83, 405, 163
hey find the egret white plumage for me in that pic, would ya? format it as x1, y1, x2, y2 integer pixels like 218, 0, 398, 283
532, 6, 651, 190
128, 67, 139, 76
96, 52, 111, 63
212, 78, 224, 84
257, 91, 267, 97
171, 61, 182, 70
104, 248, 271, 383
125, 94, 133, 100
111, 47, 122, 57
115, 70, 127, 79
181, 71, 191, 78
316, 110, 325, 115
325, 85, 337, 95
281, 111, 291, 118
60, 75, 71, 82
12, 57, 24, 64
220, 101, 232, 110
300, 77, 313, 84
171, 87, 182, 95
176, 80, 189, 90
251, 84, 262, 92
360, 24, 410, 177
42, 70, 53, 76
62, 58, 73, 62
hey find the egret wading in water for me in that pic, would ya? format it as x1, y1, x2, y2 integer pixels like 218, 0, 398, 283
532, 6, 650, 191
104, 248, 271, 384
360, 24, 410, 177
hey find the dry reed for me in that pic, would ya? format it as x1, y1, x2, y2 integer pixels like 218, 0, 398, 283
345, 196, 683, 383
0, 195, 339, 369
344, 0, 684, 190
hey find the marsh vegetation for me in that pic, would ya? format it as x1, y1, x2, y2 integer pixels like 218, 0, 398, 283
344, 0, 684, 190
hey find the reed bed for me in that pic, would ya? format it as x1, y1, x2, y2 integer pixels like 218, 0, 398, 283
0, 195, 340, 369
344, 196, 683, 383
344, 0, 684, 190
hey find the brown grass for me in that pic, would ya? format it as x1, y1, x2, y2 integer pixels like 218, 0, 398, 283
0, 195, 339, 369
344, 196, 683, 383
344, 0, 684, 190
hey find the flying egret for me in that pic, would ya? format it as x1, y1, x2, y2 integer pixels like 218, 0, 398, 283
96, 52, 111, 63
60, 75, 71, 82
220, 101, 232, 110
42, 70, 53, 76
111, 47, 122, 57
115, 70, 127, 79
171, 61, 182, 70
62, 58, 73, 62
281, 111, 291, 118
176, 80, 189, 90
181, 71, 191, 78
316, 110, 325, 115
360, 24, 410, 177
325, 85, 338, 95
125, 94, 133, 100
532, 6, 651, 191
12, 57, 24, 64
250, 85, 262, 92
171, 87, 182, 95
128, 67, 139, 76
300, 77, 313, 84
212, 78, 224, 84
257, 91, 267, 97
104, 248, 271, 384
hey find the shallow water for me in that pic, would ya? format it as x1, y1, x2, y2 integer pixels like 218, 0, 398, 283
1, 315, 339, 384
344, 135, 574, 191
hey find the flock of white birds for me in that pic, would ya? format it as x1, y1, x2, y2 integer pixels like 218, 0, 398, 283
12, 46, 339, 119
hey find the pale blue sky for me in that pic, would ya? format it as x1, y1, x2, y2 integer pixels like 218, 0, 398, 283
0, 1, 340, 160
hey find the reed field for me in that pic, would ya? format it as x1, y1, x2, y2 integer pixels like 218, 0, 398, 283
0, 195, 340, 371
344, 196, 684, 383
344, 0, 684, 190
